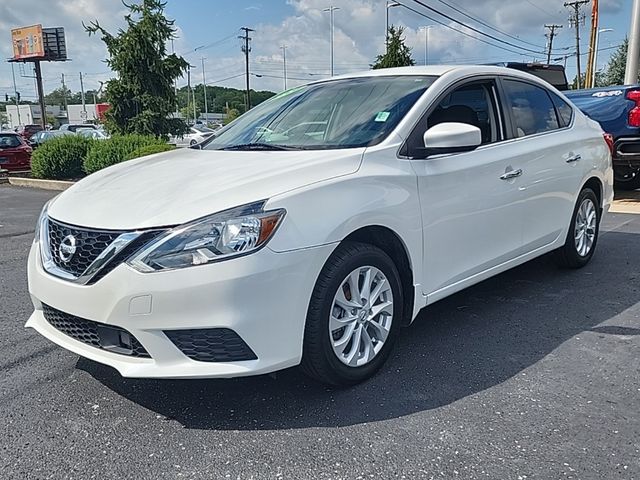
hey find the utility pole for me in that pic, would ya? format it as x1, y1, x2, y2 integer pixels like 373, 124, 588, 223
240, 27, 254, 111
34, 61, 46, 129
201, 57, 208, 123
10, 63, 21, 126
281, 45, 288, 90
190, 66, 197, 122
61, 74, 68, 116
544, 24, 563, 64
625, 0, 640, 84
585, 0, 599, 88
565, 0, 589, 89
79, 72, 87, 121
186, 66, 192, 124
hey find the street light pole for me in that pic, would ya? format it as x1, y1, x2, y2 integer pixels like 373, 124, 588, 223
419, 26, 432, 65
323, 6, 340, 77
201, 57, 208, 123
385, 1, 401, 53
281, 45, 288, 90
592, 28, 613, 87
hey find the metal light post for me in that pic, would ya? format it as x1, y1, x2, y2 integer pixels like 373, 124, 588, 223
201, 57, 208, 123
281, 45, 288, 90
385, 1, 401, 53
419, 25, 433, 65
592, 28, 613, 86
323, 6, 340, 77
625, 0, 640, 84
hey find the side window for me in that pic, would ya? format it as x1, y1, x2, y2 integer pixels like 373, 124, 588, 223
549, 92, 574, 128
402, 81, 501, 158
427, 84, 498, 145
502, 79, 559, 137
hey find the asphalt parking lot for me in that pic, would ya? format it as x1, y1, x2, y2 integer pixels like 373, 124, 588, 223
1, 184, 639, 480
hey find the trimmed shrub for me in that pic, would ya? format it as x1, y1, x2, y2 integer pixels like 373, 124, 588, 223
31, 135, 95, 180
83, 134, 167, 174
125, 143, 175, 161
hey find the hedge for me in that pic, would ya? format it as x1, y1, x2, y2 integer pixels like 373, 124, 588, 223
125, 143, 175, 160
30, 135, 95, 180
83, 134, 168, 174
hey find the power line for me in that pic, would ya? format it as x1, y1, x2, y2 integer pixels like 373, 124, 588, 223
406, 0, 547, 55
433, 0, 548, 50
394, 1, 542, 56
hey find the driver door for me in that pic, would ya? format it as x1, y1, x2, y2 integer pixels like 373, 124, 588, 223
406, 79, 525, 298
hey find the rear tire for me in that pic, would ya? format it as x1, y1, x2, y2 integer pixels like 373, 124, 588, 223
554, 187, 600, 268
301, 242, 403, 386
614, 167, 640, 191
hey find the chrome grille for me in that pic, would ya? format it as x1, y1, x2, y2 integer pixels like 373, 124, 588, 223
47, 218, 124, 277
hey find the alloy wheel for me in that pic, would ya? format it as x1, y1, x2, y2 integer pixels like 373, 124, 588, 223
574, 198, 597, 257
329, 266, 394, 367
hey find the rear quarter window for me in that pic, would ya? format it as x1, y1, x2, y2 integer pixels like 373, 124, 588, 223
549, 92, 574, 127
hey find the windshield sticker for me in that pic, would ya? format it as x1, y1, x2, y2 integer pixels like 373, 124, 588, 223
592, 90, 623, 97
375, 111, 391, 122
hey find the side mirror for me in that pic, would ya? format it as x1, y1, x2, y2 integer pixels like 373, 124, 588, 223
422, 122, 482, 156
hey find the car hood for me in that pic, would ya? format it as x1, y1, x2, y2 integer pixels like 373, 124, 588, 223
48, 147, 364, 229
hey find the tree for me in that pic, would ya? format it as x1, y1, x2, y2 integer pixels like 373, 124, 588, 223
45, 87, 71, 107
224, 107, 240, 124
180, 101, 201, 123
85, 0, 189, 137
604, 39, 629, 86
372, 26, 415, 70
571, 71, 607, 89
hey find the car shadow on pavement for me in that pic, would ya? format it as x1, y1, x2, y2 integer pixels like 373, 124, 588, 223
78, 231, 640, 431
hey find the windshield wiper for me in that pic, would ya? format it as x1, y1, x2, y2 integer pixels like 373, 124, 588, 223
219, 142, 299, 151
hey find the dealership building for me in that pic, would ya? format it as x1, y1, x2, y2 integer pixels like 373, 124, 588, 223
4, 104, 106, 128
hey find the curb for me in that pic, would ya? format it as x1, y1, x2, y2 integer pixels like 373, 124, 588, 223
8, 177, 74, 191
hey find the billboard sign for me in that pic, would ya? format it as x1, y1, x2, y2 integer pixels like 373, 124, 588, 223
11, 24, 45, 60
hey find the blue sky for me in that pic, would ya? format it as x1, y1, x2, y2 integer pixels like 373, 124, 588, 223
0, 0, 635, 100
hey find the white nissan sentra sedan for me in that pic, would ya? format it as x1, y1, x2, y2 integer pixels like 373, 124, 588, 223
27, 66, 613, 386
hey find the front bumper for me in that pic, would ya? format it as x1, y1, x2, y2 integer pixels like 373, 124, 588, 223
26, 240, 336, 378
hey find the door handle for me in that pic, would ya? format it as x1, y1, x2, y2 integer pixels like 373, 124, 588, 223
500, 169, 523, 180
566, 154, 582, 163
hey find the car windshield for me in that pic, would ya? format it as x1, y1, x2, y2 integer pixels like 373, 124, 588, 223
192, 124, 214, 133
204, 75, 437, 151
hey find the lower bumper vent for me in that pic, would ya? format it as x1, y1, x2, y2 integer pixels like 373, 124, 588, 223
42, 304, 151, 358
164, 328, 257, 362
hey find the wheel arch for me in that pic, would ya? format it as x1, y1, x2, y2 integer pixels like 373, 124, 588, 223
341, 225, 415, 326
582, 176, 603, 211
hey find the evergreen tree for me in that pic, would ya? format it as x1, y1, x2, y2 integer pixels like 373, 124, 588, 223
85, 0, 189, 136
605, 39, 629, 86
372, 26, 416, 70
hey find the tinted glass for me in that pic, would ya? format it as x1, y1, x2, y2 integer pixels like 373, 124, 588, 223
205, 76, 437, 150
503, 80, 559, 137
428, 83, 497, 144
0, 134, 21, 148
549, 92, 573, 127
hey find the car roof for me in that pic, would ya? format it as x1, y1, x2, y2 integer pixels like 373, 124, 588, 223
314, 64, 555, 86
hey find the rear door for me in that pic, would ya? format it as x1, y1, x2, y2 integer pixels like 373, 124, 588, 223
499, 77, 585, 252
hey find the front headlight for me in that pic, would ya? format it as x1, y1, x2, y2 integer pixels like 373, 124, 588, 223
127, 201, 285, 272
34, 200, 51, 244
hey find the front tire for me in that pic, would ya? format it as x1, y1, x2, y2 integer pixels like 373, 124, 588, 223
554, 187, 600, 268
301, 242, 403, 386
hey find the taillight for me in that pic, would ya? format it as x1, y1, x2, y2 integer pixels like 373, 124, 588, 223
603, 133, 614, 156
626, 89, 640, 127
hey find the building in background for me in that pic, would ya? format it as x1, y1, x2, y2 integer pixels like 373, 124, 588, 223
4, 103, 108, 128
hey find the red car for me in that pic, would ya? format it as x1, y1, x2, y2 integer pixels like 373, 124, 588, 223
0, 132, 32, 171
16, 124, 43, 139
